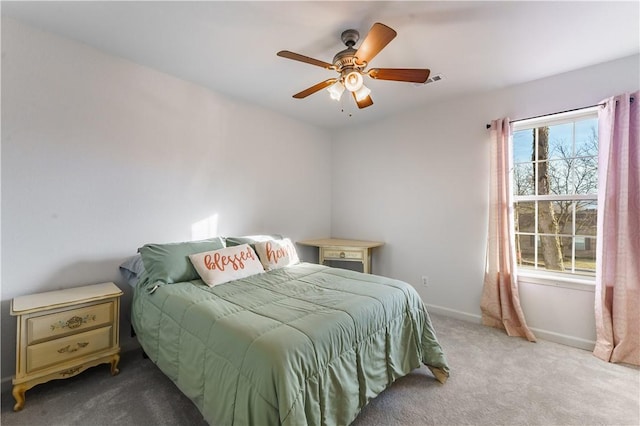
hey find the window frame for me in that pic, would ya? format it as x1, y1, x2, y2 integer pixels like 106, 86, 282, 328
511, 107, 599, 287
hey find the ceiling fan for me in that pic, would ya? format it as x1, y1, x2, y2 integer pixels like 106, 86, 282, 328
277, 22, 430, 109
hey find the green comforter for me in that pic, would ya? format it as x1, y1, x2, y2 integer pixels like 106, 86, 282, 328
132, 263, 449, 425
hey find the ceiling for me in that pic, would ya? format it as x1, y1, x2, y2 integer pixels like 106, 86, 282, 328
2, 1, 639, 129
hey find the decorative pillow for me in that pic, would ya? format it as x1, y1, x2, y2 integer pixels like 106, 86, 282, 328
189, 244, 265, 287
254, 238, 300, 271
138, 237, 225, 284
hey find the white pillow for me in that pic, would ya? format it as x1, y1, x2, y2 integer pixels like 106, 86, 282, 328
254, 238, 300, 271
188, 244, 264, 287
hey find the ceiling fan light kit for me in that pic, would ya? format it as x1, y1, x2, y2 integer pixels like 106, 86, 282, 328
327, 81, 345, 101
277, 22, 430, 110
344, 71, 364, 92
354, 85, 371, 102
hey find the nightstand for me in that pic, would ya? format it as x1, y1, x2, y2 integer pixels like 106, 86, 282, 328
10, 282, 122, 411
298, 238, 384, 274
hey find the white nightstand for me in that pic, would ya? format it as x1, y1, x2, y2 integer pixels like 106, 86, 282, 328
10, 282, 122, 411
298, 238, 384, 274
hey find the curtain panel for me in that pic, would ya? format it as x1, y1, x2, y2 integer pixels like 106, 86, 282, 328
594, 91, 640, 366
481, 118, 536, 342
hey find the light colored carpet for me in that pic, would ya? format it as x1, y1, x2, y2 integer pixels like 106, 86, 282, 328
2, 313, 638, 425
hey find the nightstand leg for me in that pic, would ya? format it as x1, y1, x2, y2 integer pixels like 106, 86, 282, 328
110, 353, 120, 376
12, 385, 26, 411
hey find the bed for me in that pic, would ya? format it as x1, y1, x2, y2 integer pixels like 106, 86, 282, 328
129, 236, 449, 425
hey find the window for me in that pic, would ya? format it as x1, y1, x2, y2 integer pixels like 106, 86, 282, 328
512, 107, 598, 278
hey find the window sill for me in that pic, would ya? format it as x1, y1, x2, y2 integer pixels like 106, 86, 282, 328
517, 270, 595, 292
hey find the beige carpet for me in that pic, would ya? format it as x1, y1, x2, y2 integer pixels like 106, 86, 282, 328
2, 313, 638, 425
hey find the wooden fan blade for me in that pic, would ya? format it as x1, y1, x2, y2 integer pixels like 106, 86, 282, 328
293, 79, 338, 99
277, 50, 334, 69
352, 92, 374, 109
354, 23, 397, 64
368, 68, 431, 83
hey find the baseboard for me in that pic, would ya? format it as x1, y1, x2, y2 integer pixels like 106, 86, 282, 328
425, 304, 482, 323
528, 326, 596, 351
426, 303, 596, 351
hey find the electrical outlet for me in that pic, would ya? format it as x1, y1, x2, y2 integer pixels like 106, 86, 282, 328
421, 276, 429, 287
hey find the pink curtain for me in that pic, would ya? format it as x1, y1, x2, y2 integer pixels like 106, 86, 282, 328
481, 118, 536, 342
594, 91, 640, 366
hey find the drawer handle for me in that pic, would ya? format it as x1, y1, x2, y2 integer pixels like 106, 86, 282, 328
340, 252, 346, 258
57, 342, 89, 354
51, 314, 97, 331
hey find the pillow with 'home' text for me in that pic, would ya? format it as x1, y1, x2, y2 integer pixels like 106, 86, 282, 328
254, 238, 300, 271
188, 244, 264, 287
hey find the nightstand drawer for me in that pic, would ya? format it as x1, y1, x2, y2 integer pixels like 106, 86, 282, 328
27, 302, 114, 345
322, 249, 364, 261
26, 326, 113, 373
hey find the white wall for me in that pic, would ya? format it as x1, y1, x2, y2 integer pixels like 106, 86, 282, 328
331, 54, 639, 347
1, 18, 332, 383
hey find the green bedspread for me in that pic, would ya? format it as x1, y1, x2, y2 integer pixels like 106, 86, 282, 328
131, 262, 449, 426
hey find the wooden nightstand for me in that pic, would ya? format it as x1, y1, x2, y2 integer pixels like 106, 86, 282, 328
10, 282, 122, 411
298, 238, 384, 274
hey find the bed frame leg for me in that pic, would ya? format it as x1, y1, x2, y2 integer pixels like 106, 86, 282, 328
130, 325, 147, 359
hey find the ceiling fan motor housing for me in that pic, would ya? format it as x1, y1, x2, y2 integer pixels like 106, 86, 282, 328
333, 29, 366, 74
333, 48, 362, 71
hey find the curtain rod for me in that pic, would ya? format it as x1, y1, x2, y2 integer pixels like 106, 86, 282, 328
484, 97, 635, 130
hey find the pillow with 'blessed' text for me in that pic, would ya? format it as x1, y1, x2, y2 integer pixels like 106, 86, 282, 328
189, 244, 264, 287
254, 238, 300, 271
